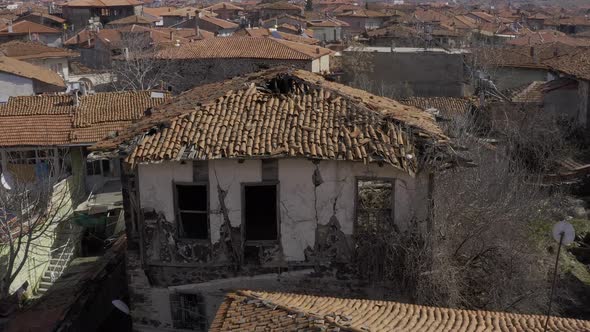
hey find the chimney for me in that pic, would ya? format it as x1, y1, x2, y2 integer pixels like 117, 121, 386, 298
315, 47, 320, 54
195, 11, 200, 36
170, 31, 173, 40
530, 46, 537, 63
73, 90, 80, 107
7, 21, 12, 33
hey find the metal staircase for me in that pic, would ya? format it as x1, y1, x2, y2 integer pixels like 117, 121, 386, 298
35, 224, 79, 296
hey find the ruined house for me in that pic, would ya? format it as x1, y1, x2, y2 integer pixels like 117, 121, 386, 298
93, 68, 453, 330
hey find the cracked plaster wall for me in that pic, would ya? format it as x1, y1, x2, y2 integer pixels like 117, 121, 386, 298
137, 158, 429, 263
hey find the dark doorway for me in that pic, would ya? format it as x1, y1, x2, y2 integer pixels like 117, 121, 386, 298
243, 184, 278, 241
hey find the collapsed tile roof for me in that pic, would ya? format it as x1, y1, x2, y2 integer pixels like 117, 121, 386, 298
0, 91, 170, 147
545, 49, 590, 81
400, 97, 474, 115
211, 290, 590, 332
94, 69, 449, 175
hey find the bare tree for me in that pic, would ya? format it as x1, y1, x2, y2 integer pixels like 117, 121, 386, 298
0, 150, 76, 301
354, 107, 579, 315
110, 31, 180, 92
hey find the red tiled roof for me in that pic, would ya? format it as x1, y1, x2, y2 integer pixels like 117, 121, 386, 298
0, 91, 170, 146
0, 114, 73, 146
0, 56, 65, 87
0, 20, 61, 35
337, 8, 389, 18
63, 0, 141, 8
0, 40, 78, 60
95, 69, 447, 175
17, 12, 66, 23
545, 49, 590, 81
508, 30, 590, 47
259, 1, 302, 11
106, 14, 158, 25
210, 290, 590, 332
198, 15, 239, 29
204, 2, 244, 11
157, 37, 331, 60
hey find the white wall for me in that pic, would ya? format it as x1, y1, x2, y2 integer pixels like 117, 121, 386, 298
138, 161, 193, 221
137, 158, 430, 262
0, 72, 34, 102
29, 57, 70, 81
311, 55, 330, 73
277, 159, 425, 260
207, 159, 261, 244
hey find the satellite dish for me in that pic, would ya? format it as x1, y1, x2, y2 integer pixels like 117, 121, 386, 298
552, 220, 575, 245
1, 172, 14, 190
112, 300, 130, 315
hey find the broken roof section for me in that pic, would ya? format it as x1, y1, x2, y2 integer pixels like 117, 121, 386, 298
211, 290, 590, 331
94, 69, 449, 175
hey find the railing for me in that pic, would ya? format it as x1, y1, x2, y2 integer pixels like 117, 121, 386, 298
47, 223, 79, 283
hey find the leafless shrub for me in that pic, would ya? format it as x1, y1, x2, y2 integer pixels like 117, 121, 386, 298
354, 108, 577, 314
0, 150, 76, 300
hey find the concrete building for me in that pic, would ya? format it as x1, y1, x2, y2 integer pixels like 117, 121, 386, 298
0, 41, 78, 83
92, 68, 453, 331
154, 37, 332, 92
0, 56, 66, 103
0, 21, 63, 47
61, 0, 143, 29
307, 18, 348, 42
342, 46, 470, 97
0, 91, 169, 299
546, 50, 590, 130
336, 9, 389, 34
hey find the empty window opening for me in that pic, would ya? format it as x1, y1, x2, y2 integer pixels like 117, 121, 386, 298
173, 293, 207, 330
175, 184, 209, 239
356, 179, 394, 233
243, 184, 278, 241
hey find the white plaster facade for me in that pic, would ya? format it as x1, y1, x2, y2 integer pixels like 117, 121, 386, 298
311, 54, 330, 73
27, 57, 70, 81
137, 158, 430, 262
0, 72, 34, 103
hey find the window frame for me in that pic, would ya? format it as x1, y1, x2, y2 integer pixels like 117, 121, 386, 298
173, 181, 210, 241
353, 177, 396, 234
241, 181, 280, 245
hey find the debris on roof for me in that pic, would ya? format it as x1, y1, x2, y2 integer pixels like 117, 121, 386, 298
94, 68, 450, 175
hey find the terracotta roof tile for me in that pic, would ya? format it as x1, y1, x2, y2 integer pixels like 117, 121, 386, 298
158, 37, 331, 60
545, 49, 590, 81
401, 97, 473, 115
337, 8, 389, 18
0, 56, 65, 88
96, 69, 448, 175
17, 12, 66, 23
0, 20, 61, 35
63, 0, 141, 8
0, 91, 169, 146
0, 114, 73, 146
0, 40, 78, 60
210, 290, 590, 332
204, 2, 244, 11
237, 28, 319, 45
106, 14, 159, 25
